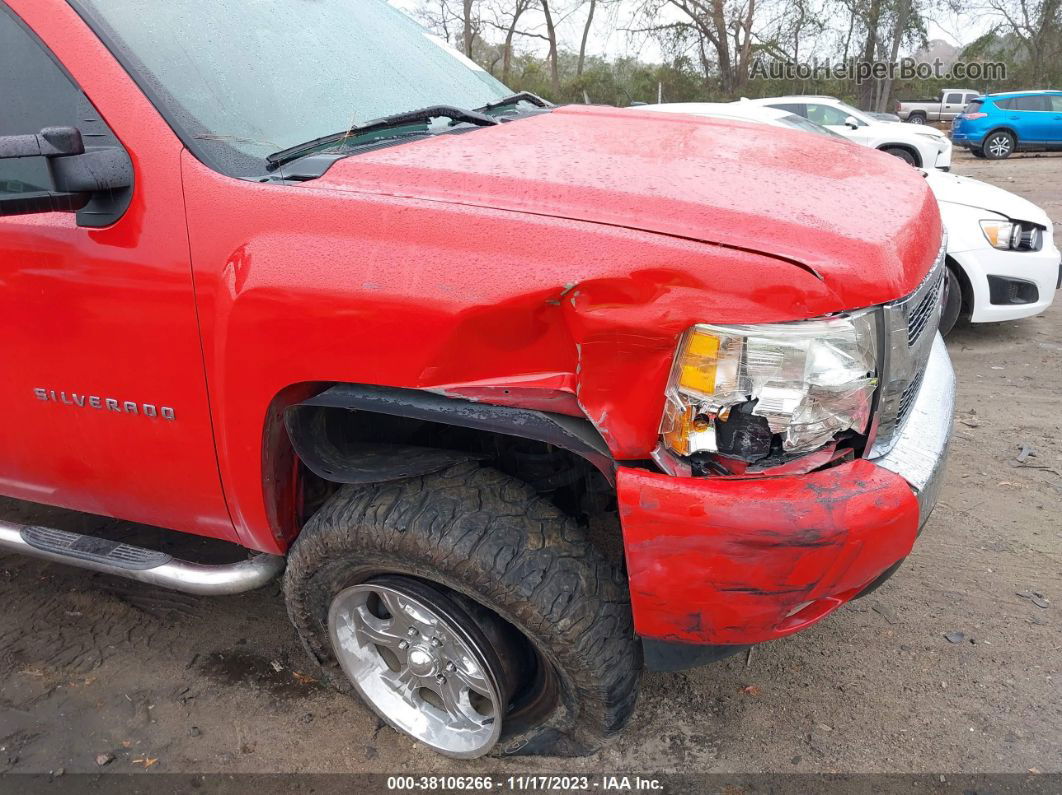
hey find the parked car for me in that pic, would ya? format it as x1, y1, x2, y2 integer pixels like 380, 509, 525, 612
638, 102, 828, 132
1, 0, 955, 759
951, 90, 1062, 159
641, 103, 1061, 334
927, 170, 1061, 331
740, 95, 953, 169
897, 89, 981, 124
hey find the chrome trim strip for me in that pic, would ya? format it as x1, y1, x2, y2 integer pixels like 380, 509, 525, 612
0, 520, 285, 595
872, 334, 955, 525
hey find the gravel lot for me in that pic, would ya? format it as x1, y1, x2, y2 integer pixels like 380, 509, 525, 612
1, 150, 1060, 779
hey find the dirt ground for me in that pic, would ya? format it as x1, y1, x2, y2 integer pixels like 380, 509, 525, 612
1, 150, 1060, 780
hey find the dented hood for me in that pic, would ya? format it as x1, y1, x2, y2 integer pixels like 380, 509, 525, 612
313, 104, 942, 308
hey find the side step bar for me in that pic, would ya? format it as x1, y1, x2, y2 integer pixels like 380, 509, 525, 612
0, 519, 284, 596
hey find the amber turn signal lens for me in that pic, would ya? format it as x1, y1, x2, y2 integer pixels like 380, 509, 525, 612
676, 331, 721, 396
661, 401, 696, 456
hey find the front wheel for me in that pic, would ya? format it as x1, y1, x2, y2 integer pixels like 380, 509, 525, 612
882, 146, 919, 166
939, 265, 965, 336
984, 131, 1015, 159
284, 463, 641, 758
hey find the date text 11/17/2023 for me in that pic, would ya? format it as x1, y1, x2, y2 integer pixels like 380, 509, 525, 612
385, 776, 664, 791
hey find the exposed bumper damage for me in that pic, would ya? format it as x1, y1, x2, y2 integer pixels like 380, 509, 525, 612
619, 335, 954, 654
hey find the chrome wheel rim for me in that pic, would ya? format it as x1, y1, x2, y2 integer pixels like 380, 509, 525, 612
328, 581, 505, 758
988, 136, 1011, 156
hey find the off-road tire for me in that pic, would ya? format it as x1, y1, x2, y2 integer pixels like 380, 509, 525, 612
284, 462, 641, 757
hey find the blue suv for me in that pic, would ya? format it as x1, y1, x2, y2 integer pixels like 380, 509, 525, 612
952, 90, 1062, 159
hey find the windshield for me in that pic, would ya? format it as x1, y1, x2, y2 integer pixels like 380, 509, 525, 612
831, 101, 872, 124
70, 0, 512, 177
776, 114, 846, 140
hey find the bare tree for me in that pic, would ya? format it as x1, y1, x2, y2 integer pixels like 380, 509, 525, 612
978, 0, 1061, 83
636, 0, 759, 94
784, 0, 818, 61
856, 0, 883, 108
507, 0, 535, 81
480, 0, 535, 82
839, 0, 858, 61
578, 0, 599, 75
411, 0, 457, 42
541, 0, 562, 94
876, 0, 915, 111
462, 0, 477, 55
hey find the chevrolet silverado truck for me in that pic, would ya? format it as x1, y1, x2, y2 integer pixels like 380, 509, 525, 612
0, 0, 955, 759
897, 89, 980, 124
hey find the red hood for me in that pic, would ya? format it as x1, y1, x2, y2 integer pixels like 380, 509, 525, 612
312, 104, 941, 308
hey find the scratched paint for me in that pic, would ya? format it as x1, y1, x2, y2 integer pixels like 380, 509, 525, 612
617, 459, 920, 645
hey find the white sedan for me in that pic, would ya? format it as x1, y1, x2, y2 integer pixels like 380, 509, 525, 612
927, 169, 1059, 332
634, 102, 1059, 334
738, 95, 952, 171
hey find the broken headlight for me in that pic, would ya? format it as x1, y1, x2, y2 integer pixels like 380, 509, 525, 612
661, 313, 879, 462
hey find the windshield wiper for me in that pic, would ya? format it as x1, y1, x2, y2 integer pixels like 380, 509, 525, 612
266, 105, 499, 171
476, 92, 552, 113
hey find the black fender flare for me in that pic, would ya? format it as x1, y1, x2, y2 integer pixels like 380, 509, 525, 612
285, 384, 615, 486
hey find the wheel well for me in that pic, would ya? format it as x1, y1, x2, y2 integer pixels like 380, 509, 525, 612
985, 126, 1018, 144
878, 144, 922, 167
946, 255, 974, 319
908, 110, 927, 119
277, 387, 619, 538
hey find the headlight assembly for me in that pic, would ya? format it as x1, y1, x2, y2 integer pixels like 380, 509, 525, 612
980, 219, 1044, 251
660, 313, 879, 463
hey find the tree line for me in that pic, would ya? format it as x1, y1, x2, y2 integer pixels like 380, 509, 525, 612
407, 0, 1062, 110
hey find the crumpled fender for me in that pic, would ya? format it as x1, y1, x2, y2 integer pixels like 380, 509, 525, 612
556, 263, 839, 458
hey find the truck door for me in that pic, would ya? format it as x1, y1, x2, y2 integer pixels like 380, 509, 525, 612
941, 92, 966, 121
0, 3, 236, 543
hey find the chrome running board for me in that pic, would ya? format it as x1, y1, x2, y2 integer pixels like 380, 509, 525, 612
0, 519, 284, 595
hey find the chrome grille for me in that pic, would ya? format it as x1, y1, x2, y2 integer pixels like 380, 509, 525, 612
897, 371, 924, 426
869, 237, 946, 458
907, 268, 944, 347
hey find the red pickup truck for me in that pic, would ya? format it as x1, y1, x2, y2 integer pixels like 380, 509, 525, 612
0, 0, 954, 759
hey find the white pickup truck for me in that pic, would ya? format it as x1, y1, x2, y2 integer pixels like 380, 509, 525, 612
897, 89, 980, 124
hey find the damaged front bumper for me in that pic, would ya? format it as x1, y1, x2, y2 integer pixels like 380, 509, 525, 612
871, 335, 954, 528
618, 334, 955, 670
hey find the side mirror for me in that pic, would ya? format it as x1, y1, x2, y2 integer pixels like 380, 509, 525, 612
0, 126, 133, 227
0, 126, 86, 159
844, 115, 860, 129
